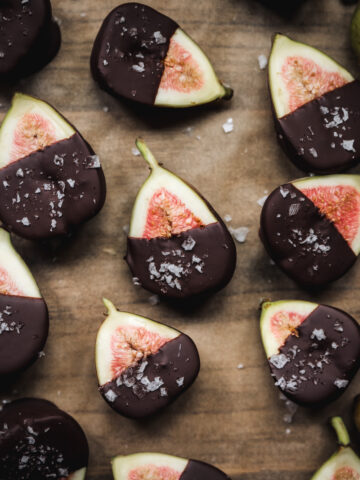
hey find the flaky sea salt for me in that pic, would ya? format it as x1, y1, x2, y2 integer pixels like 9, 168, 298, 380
341, 139, 355, 152
153, 31, 167, 44
229, 226, 249, 243
257, 54, 268, 70
224, 214, 232, 223
131, 147, 141, 156
182, 236, 196, 251
105, 389, 117, 402
257, 195, 268, 207
334, 378, 349, 389
269, 353, 289, 369
222, 118, 234, 134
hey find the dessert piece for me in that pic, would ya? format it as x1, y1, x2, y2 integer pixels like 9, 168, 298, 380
260, 300, 360, 406
125, 139, 236, 299
269, 34, 360, 174
260, 175, 360, 286
0, 0, 61, 80
0, 398, 88, 480
0, 228, 48, 379
91, 3, 232, 107
0, 93, 106, 239
112, 453, 231, 480
311, 417, 360, 479
96, 299, 200, 418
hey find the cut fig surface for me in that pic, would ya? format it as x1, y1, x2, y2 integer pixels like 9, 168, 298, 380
0, 93, 106, 239
96, 299, 200, 418
269, 35, 360, 174
0, 398, 89, 480
260, 175, 360, 287
90, 3, 232, 107
125, 139, 236, 299
0, 0, 61, 80
112, 453, 231, 480
260, 300, 360, 406
311, 418, 360, 479
0, 228, 49, 378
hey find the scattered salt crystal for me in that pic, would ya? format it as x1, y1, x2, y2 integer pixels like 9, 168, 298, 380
182, 236, 196, 251
148, 295, 159, 305
269, 353, 289, 369
192, 255, 201, 263
86, 155, 101, 168
229, 226, 249, 243
334, 378, 349, 389
160, 387, 168, 397
38, 351, 45, 358
309, 147, 318, 158
105, 389, 117, 402
311, 328, 326, 341
53, 155, 64, 167
257, 54, 268, 70
222, 118, 234, 134
333, 321, 343, 333
176, 377, 185, 387
2, 180, 9, 188
17, 217, 30, 226
288, 203, 300, 216
320, 106, 329, 115
257, 195, 268, 207
132, 277, 141, 286
131, 147, 141, 156
280, 186, 289, 198
132, 62, 145, 73
224, 214, 232, 222
341, 139, 355, 152
103, 59, 109, 66
16, 168, 24, 177
237, 363, 244, 369
285, 428, 291, 435
153, 31, 167, 44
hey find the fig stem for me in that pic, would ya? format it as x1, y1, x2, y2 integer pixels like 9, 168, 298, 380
222, 83, 234, 100
103, 298, 116, 314
135, 138, 159, 171
331, 417, 350, 447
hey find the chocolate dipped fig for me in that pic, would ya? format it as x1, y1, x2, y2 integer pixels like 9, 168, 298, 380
112, 452, 231, 480
91, 3, 232, 107
312, 417, 360, 479
260, 175, 360, 287
0, 93, 106, 239
269, 34, 360, 174
260, 300, 360, 406
96, 299, 200, 418
0, 0, 61, 80
125, 139, 236, 299
0, 398, 89, 480
0, 227, 48, 379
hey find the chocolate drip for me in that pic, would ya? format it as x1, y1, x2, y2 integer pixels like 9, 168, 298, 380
181, 460, 231, 480
100, 333, 200, 418
269, 305, 360, 406
91, 2, 178, 104
0, 294, 48, 378
126, 222, 236, 299
0, 133, 106, 239
260, 183, 356, 287
275, 81, 360, 174
0, 398, 89, 479
0, 0, 60, 80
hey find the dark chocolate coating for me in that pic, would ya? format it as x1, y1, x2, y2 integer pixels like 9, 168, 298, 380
91, 2, 178, 104
126, 222, 236, 299
268, 305, 360, 406
275, 81, 360, 174
100, 333, 200, 418
0, 0, 60, 80
181, 460, 231, 480
260, 183, 356, 287
0, 398, 89, 479
0, 132, 106, 239
0, 294, 48, 378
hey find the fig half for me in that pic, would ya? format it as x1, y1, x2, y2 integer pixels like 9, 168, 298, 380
112, 453, 231, 480
0, 93, 106, 239
260, 174, 360, 286
96, 299, 200, 418
91, 3, 232, 107
269, 34, 360, 174
125, 139, 236, 299
0, 227, 49, 379
260, 300, 360, 406
0, 398, 89, 480
312, 417, 360, 479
